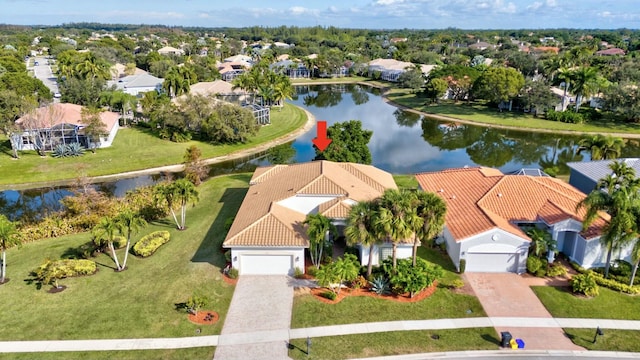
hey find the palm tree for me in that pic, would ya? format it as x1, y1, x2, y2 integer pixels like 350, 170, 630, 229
577, 134, 624, 161
376, 189, 415, 271
628, 238, 640, 286
116, 208, 147, 270
272, 74, 294, 108
75, 53, 111, 81
172, 178, 199, 230
92, 216, 124, 271
570, 66, 599, 112
413, 192, 447, 266
303, 213, 337, 269
0, 215, 21, 283
154, 182, 180, 230
345, 200, 380, 279
578, 161, 640, 278
526, 228, 553, 258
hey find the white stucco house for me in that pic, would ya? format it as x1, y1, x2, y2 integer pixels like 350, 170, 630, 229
12, 103, 120, 152
107, 73, 163, 96
415, 167, 609, 273
223, 161, 407, 275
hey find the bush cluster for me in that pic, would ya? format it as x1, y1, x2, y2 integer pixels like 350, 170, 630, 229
33, 259, 97, 286
569, 261, 640, 294
570, 272, 599, 297
321, 291, 337, 300
546, 109, 585, 124
132, 231, 171, 257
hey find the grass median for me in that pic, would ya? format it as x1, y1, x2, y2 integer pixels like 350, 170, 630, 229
0, 103, 306, 186
0, 174, 250, 343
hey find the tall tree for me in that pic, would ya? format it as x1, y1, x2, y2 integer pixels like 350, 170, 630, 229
116, 208, 147, 270
0, 214, 21, 283
412, 192, 447, 266
577, 134, 624, 161
472, 66, 525, 107
376, 189, 415, 271
304, 213, 337, 269
345, 200, 380, 279
172, 178, 199, 230
313, 120, 373, 164
183, 145, 207, 186
578, 161, 640, 278
81, 107, 107, 153
570, 66, 599, 112
92, 216, 124, 271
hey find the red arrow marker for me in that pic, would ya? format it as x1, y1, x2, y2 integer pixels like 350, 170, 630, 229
312, 120, 332, 152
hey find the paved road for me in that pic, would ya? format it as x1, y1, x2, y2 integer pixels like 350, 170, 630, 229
30, 56, 60, 102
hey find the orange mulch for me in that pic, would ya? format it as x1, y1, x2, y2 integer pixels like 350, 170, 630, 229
310, 282, 438, 304
188, 311, 219, 325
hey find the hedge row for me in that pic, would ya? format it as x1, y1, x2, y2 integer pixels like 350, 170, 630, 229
570, 262, 640, 295
33, 259, 97, 281
132, 231, 171, 257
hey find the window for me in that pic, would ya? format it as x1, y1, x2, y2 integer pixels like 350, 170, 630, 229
379, 247, 393, 263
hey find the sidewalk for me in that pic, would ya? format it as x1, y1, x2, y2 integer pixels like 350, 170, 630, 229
2, 317, 640, 353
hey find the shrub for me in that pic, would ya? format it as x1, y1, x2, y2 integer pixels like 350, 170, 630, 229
132, 231, 171, 257
33, 259, 97, 287
546, 109, 585, 124
320, 291, 337, 300
224, 250, 232, 263
227, 268, 238, 279
546, 264, 568, 277
306, 266, 318, 277
369, 276, 391, 295
527, 256, 543, 274
459, 259, 466, 274
186, 294, 209, 315
51, 143, 85, 158
112, 236, 127, 249
535, 269, 547, 277
570, 272, 599, 297
293, 267, 304, 279
351, 275, 368, 289
451, 279, 465, 289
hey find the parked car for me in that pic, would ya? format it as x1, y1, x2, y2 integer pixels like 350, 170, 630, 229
34, 61, 39, 66
54, 92, 61, 98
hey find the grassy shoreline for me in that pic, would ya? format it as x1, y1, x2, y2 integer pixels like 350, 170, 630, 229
0, 103, 308, 187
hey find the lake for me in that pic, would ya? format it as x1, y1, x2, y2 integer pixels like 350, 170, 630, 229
3, 83, 640, 221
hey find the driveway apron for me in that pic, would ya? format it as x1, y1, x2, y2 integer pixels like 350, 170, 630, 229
465, 273, 583, 351
214, 276, 294, 360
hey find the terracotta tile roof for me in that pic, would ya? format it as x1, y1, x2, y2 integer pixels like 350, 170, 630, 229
224, 161, 397, 248
415, 167, 606, 242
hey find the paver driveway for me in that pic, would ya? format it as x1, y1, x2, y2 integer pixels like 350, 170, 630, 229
465, 273, 583, 351
214, 276, 293, 360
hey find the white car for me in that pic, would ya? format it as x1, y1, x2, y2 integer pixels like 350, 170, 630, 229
54, 92, 61, 98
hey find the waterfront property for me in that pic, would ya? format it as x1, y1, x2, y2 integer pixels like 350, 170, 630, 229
222, 160, 410, 275
12, 103, 120, 152
415, 167, 611, 272
567, 158, 640, 194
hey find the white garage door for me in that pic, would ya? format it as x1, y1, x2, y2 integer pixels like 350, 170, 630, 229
240, 255, 293, 275
466, 252, 518, 273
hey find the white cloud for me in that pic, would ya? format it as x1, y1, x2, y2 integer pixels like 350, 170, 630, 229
289, 6, 319, 16
374, 0, 406, 5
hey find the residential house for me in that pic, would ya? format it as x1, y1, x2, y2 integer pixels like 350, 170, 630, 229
110, 63, 147, 79
223, 161, 406, 275
567, 158, 640, 195
368, 58, 436, 82
270, 59, 310, 79
468, 41, 495, 51
184, 80, 245, 103
595, 48, 626, 56
415, 167, 610, 273
218, 61, 249, 82
108, 73, 163, 96
224, 54, 253, 64
157, 46, 184, 56
12, 103, 119, 152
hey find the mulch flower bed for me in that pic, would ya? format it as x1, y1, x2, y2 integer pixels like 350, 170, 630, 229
310, 281, 438, 304
222, 274, 238, 285
188, 311, 219, 325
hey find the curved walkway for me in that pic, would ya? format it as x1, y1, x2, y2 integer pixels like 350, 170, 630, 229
0, 317, 639, 354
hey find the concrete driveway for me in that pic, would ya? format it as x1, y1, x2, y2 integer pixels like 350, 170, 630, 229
465, 273, 583, 351
214, 276, 294, 360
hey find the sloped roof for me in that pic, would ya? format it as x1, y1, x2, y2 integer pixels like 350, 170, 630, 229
15, 103, 119, 133
117, 73, 163, 88
415, 167, 605, 242
188, 80, 241, 96
223, 161, 397, 248
596, 48, 625, 56
567, 158, 640, 183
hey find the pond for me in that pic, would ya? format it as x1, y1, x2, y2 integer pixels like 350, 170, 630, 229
3, 83, 640, 222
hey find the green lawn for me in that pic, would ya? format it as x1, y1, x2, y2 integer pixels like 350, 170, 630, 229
532, 286, 640, 320
386, 89, 640, 136
288, 328, 499, 359
0, 174, 250, 342
393, 174, 419, 189
2, 347, 216, 360
291, 247, 483, 328
563, 329, 640, 352
0, 103, 306, 186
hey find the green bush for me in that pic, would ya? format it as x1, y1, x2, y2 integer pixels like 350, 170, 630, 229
569, 262, 639, 294
112, 236, 126, 249
546, 263, 568, 277
459, 259, 466, 273
227, 268, 239, 279
451, 279, 465, 289
293, 267, 304, 279
321, 291, 337, 300
351, 275, 368, 289
186, 294, 209, 315
527, 256, 543, 274
546, 109, 585, 124
33, 259, 97, 287
132, 231, 171, 257
306, 266, 318, 277
570, 272, 599, 297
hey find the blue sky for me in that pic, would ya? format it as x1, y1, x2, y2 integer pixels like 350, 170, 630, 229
0, 0, 638, 29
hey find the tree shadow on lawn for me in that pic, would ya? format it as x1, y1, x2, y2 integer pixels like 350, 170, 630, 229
0, 139, 14, 158
190, 187, 248, 267
481, 333, 501, 346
